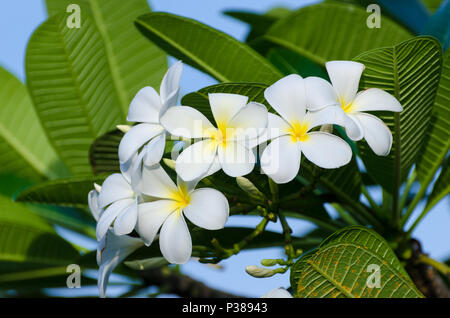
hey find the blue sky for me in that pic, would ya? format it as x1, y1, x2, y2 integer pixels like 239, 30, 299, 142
0, 0, 448, 298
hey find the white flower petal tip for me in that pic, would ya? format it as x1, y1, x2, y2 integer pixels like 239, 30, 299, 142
97, 231, 144, 298
88, 189, 102, 222
98, 174, 134, 209
118, 123, 164, 164
352, 88, 403, 112
355, 113, 393, 156
161, 61, 183, 108
261, 288, 293, 298
160, 106, 215, 139
301, 132, 352, 169
208, 93, 249, 125
260, 136, 301, 184
264, 74, 306, 123
304, 76, 339, 111
325, 61, 365, 105
159, 212, 192, 264
183, 188, 229, 230
127, 86, 163, 123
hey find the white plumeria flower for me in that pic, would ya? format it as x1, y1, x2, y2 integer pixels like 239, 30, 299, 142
305, 61, 403, 156
160, 93, 268, 181
134, 164, 229, 264
88, 187, 144, 298
96, 169, 140, 241
118, 61, 183, 172
260, 74, 353, 184
261, 287, 293, 298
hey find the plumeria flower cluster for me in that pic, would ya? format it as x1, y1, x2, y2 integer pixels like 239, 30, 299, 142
88, 60, 402, 297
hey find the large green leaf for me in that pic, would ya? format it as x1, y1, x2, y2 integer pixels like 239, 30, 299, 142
15, 175, 106, 208
89, 129, 123, 175
26, 14, 125, 176
0, 195, 79, 270
416, 47, 450, 186
265, 2, 412, 66
424, 157, 449, 212
135, 12, 282, 84
45, 0, 167, 115
0, 67, 68, 182
291, 226, 423, 298
353, 37, 442, 195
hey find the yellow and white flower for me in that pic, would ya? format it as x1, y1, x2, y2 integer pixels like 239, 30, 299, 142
118, 61, 183, 171
160, 93, 268, 181
305, 61, 403, 155
260, 74, 353, 184
135, 164, 229, 264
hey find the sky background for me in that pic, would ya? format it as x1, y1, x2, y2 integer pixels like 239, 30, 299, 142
0, 0, 448, 298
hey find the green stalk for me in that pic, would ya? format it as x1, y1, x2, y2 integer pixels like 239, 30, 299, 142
398, 169, 417, 215
361, 184, 385, 219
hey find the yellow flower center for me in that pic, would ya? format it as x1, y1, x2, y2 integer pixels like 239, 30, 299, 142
287, 121, 309, 143
207, 122, 233, 148
340, 97, 355, 114
169, 185, 191, 210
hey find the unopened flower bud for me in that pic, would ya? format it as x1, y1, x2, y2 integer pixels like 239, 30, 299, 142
245, 265, 276, 278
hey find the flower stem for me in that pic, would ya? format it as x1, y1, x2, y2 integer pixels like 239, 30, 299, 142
417, 254, 450, 276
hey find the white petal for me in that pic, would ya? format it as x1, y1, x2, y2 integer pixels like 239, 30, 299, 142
120, 152, 138, 184
160, 106, 216, 138
183, 188, 229, 230
250, 113, 291, 147
118, 123, 164, 164
97, 231, 144, 298
227, 102, 268, 141
209, 93, 248, 127
127, 87, 162, 123
160, 61, 183, 108
352, 88, 403, 112
143, 132, 166, 166
159, 211, 192, 264
326, 61, 364, 105
261, 287, 293, 298
113, 201, 138, 236
303, 106, 346, 131
98, 174, 134, 208
136, 200, 177, 245
304, 76, 339, 111
264, 74, 306, 124
354, 112, 393, 156
218, 141, 255, 177
300, 132, 352, 168
344, 114, 364, 141
88, 189, 102, 222
137, 164, 178, 199
175, 139, 217, 181
96, 199, 135, 241
260, 135, 301, 184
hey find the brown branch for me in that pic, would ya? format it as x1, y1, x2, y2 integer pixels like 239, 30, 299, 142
138, 267, 244, 298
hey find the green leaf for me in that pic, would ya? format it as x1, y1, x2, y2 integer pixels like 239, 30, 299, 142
89, 128, 123, 175
265, 2, 412, 66
416, 47, 450, 186
425, 157, 450, 211
0, 67, 68, 182
291, 226, 423, 298
0, 195, 79, 270
135, 12, 282, 84
353, 37, 442, 195
15, 175, 106, 208
422, 0, 444, 13
26, 14, 125, 176
45, 0, 167, 115
267, 47, 328, 79
223, 8, 291, 43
